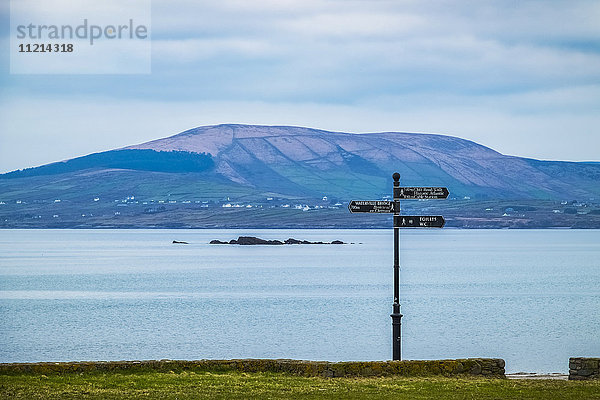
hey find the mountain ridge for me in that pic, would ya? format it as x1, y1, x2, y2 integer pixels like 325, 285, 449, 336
2, 124, 600, 201
121, 124, 598, 200
2, 124, 599, 229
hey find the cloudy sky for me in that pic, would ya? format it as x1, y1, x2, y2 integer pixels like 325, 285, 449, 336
1, 0, 599, 173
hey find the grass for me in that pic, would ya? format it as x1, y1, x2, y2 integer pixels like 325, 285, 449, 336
1, 371, 599, 400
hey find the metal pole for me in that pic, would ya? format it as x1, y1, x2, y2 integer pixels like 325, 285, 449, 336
391, 172, 403, 360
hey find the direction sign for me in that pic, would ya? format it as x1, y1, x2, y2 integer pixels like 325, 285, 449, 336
347, 173, 448, 361
348, 200, 396, 213
394, 187, 449, 200
394, 215, 445, 228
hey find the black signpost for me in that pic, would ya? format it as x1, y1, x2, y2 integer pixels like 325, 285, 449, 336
393, 186, 449, 200
348, 200, 395, 213
349, 172, 449, 360
394, 215, 445, 228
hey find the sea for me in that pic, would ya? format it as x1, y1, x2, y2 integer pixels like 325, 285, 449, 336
0, 229, 598, 373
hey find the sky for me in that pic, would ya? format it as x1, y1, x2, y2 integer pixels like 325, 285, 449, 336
1, 0, 599, 173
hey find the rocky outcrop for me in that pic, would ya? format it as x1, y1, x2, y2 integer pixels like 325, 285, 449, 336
209, 237, 283, 245
210, 236, 345, 245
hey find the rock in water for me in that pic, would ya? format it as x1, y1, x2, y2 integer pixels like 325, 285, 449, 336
209, 236, 346, 245
231, 236, 284, 245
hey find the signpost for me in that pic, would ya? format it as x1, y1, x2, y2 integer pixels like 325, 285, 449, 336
393, 186, 449, 200
394, 215, 445, 228
349, 173, 449, 361
348, 200, 395, 213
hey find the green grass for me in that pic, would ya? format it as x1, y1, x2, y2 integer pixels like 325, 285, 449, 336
1, 371, 599, 400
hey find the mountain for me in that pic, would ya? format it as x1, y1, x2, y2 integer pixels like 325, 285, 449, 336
1, 124, 599, 229
126, 124, 599, 200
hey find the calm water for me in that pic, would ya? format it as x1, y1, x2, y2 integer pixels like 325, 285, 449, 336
0, 229, 598, 373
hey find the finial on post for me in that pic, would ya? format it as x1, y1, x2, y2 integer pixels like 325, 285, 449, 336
392, 172, 400, 182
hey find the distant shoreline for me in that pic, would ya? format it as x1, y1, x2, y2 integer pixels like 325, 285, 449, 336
0, 226, 597, 230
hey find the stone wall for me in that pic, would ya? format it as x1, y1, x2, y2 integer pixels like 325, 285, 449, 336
0, 358, 505, 378
569, 358, 600, 380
